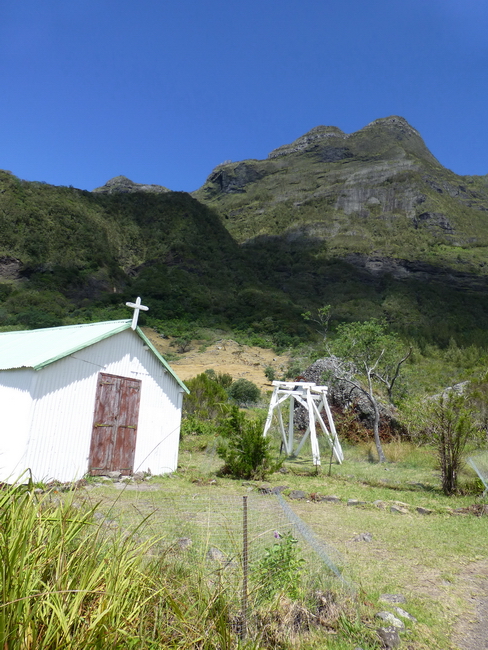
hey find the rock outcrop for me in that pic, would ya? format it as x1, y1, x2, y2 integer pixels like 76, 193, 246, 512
93, 176, 170, 194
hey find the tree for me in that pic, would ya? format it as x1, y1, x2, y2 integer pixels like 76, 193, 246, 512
425, 392, 480, 495
227, 378, 261, 406
330, 320, 411, 463
302, 305, 332, 341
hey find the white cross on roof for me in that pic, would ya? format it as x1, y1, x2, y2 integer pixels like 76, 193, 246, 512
125, 297, 149, 330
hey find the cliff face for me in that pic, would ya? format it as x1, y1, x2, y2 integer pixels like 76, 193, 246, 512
194, 117, 488, 264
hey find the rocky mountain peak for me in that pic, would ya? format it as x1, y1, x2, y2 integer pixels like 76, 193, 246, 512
266, 116, 439, 165
363, 115, 421, 136
92, 175, 170, 194
268, 125, 347, 159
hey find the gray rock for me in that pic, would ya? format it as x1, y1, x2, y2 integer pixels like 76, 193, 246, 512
207, 547, 227, 562
107, 471, 122, 479
379, 594, 406, 605
374, 499, 387, 509
394, 606, 417, 622
376, 612, 405, 630
353, 532, 373, 542
347, 499, 367, 506
376, 626, 401, 648
416, 506, 432, 515
133, 472, 145, 481
298, 356, 398, 430
288, 490, 307, 500
390, 505, 408, 514
93, 176, 170, 195
176, 537, 193, 550
271, 485, 288, 494
323, 495, 341, 502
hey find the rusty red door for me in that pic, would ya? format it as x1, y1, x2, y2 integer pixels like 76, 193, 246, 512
88, 373, 141, 475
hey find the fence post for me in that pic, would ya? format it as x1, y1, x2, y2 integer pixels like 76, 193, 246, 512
241, 495, 248, 640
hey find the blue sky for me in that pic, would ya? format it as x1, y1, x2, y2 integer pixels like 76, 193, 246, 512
1, 0, 487, 192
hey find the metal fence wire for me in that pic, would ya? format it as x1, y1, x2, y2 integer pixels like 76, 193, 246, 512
96, 491, 353, 611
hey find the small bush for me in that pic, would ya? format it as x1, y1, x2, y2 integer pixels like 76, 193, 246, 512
170, 336, 192, 353
180, 414, 216, 437
264, 366, 276, 382
425, 393, 481, 495
283, 361, 302, 380
217, 406, 280, 479
183, 372, 229, 420
254, 532, 305, 602
217, 372, 233, 389
227, 378, 261, 406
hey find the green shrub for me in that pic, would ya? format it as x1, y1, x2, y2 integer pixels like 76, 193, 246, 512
180, 414, 216, 437
254, 532, 305, 602
425, 393, 481, 495
217, 406, 280, 479
284, 361, 302, 380
264, 366, 276, 382
170, 336, 193, 353
227, 378, 261, 406
216, 372, 233, 389
183, 372, 229, 420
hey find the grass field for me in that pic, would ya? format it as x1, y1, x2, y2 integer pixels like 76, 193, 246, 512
77, 435, 487, 649
1, 434, 486, 649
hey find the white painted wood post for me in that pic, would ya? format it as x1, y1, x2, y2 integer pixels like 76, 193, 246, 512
288, 394, 295, 456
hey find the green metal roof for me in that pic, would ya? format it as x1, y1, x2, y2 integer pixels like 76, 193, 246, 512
0, 320, 189, 393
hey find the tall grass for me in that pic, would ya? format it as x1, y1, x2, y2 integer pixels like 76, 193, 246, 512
0, 484, 243, 649
0, 483, 366, 649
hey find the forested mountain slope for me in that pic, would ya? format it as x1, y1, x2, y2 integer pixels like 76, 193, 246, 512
2, 116, 488, 347
0, 171, 304, 337
194, 116, 488, 344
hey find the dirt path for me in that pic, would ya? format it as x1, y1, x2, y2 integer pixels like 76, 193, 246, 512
142, 330, 292, 391
453, 561, 488, 650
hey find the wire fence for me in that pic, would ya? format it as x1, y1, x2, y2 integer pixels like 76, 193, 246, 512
93, 490, 354, 636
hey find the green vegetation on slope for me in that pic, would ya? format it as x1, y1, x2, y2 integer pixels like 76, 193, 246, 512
3, 115, 488, 349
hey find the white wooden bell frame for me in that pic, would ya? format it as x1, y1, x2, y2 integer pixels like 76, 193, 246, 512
263, 381, 343, 466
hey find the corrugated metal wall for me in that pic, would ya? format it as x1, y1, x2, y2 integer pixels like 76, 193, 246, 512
20, 329, 183, 483
0, 368, 36, 482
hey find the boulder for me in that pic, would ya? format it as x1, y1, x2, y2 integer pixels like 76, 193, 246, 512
297, 356, 401, 433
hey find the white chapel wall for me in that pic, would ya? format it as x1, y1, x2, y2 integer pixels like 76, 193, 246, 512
23, 329, 183, 482
0, 368, 36, 482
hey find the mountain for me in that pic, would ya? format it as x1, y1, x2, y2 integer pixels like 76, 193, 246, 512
194, 116, 488, 253
0, 170, 305, 338
194, 116, 488, 344
2, 116, 488, 348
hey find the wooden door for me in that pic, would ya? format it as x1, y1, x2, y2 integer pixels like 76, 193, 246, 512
88, 373, 141, 475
